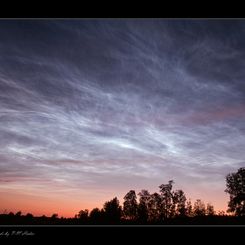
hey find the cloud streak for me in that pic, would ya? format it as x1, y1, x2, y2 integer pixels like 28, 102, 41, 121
0, 19, 245, 215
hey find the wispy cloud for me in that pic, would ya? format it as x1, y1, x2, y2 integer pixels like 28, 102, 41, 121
0, 19, 245, 215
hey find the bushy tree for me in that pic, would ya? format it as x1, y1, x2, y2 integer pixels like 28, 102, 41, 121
123, 190, 138, 220
206, 203, 215, 216
225, 167, 245, 216
193, 199, 206, 216
186, 199, 193, 217
90, 208, 104, 223
138, 190, 151, 223
77, 209, 89, 223
26, 213, 34, 218
148, 192, 162, 222
103, 197, 122, 224
15, 211, 22, 217
159, 180, 174, 219
173, 189, 187, 217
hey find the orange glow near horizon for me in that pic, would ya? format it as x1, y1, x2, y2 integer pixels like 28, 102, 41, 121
1, 19, 245, 222
0, 187, 229, 218
0, 191, 97, 218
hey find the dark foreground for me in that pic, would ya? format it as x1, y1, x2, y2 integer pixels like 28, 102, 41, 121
1, 214, 245, 225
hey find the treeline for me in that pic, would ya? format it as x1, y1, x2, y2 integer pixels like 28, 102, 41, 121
75, 167, 245, 224
74, 180, 221, 224
0, 180, 231, 225
1, 167, 245, 225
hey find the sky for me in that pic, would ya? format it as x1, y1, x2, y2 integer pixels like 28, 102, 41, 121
0, 19, 245, 217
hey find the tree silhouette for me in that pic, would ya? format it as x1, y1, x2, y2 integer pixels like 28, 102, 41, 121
15, 211, 22, 217
148, 192, 162, 222
225, 167, 245, 216
123, 190, 138, 220
103, 197, 122, 224
173, 189, 187, 217
26, 213, 34, 218
51, 213, 58, 220
77, 209, 89, 223
193, 199, 206, 216
206, 203, 215, 216
3, 174, 245, 225
138, 189, 151, 223
186, 199, 193, 217
159, 180, 174, 219
90, 208, 104, 224
217, 210, 225, 216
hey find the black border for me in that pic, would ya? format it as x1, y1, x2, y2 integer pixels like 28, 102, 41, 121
1, 225, 245, 242
1, 3, 245, 242
1, 1, 245, 18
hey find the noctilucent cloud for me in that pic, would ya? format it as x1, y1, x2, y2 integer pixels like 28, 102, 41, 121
0, 19, 245, 216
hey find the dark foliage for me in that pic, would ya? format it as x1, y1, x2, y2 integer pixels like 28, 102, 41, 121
225, 167, 245, 216
1, 168, 245, 225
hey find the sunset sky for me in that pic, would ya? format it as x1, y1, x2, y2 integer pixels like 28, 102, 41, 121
0, 19, 245, 217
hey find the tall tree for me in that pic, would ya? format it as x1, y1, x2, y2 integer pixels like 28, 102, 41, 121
148, 192, 162, 222
225, 167, 245, 216
123, 190, 138, 220
138, 190, 151, 223
173, 189, 187, 217
103, 197, 122, 224
186, 199, 193, 217
159, 180, 174, 219
193, 199, 206, 216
